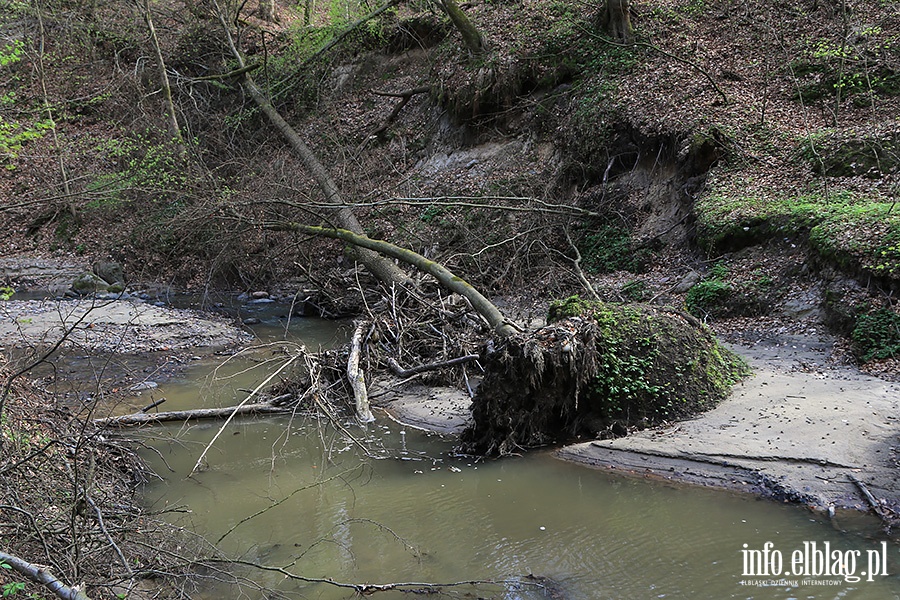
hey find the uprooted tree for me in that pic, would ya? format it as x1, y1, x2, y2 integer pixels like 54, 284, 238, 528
192, 0, 747, 449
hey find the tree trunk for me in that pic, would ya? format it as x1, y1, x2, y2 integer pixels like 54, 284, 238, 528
94, 404, 290, 426
0, 550, 92, 600
264, 221, 518, 337
258, 0, 277, 22
348, 321, 375, 422
141, 0, 183, 144
603, 0, 633, 42
213, 6, 411, 287
437, 0, 487, 55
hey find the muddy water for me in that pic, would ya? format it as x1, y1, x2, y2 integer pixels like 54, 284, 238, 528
135, 315, 900, 599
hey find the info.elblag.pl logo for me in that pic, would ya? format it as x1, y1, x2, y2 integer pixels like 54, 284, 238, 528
741, 541, 890, 584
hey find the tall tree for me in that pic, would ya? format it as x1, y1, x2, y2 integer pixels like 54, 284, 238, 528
437, 0, 487, 55
602, 0, 633, 42
258, 0, 277, 22
139, 0, 183, 145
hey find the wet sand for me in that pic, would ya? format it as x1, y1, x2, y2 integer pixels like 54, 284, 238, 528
379, 333, 900, 514
559, 334, 900, 513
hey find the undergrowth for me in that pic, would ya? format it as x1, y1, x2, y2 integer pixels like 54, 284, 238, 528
852, 308, 900, 363
696, 188, 900, 283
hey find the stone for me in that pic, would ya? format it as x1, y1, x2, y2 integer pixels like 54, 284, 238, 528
71, 272, 109, 294
93, 261, 125, 285
672, 270, 702, 294
130, 381, 158, 391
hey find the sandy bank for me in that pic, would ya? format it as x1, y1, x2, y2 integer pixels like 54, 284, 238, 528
558, 334, 900, 514
376, 332, 900, 516
0, 298, 250, 354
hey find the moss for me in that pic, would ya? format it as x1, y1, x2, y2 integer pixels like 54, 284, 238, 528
547, 294, 595, 321
799, 131, 900, 178
621, 279, 650, 301
576, 223, 650, 274
463, 298, 748, 454
685, 279, 732, 317
696, 188, 900, 284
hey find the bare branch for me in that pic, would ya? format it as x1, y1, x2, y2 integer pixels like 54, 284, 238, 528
0, 550, 92, 600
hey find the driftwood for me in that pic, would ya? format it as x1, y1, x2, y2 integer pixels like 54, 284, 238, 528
349, 321, 375, 422
0, 550, 91, 600
387, 355, 478, 378
140, 398, 166, 412
93, 404, 290, 427
848, 473, 888, 521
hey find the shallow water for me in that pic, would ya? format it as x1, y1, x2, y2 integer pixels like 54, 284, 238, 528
131, 304, 900, 599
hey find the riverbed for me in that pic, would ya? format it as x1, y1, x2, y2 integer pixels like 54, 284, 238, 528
128, 312, 899, 599
2, 292, 898, 597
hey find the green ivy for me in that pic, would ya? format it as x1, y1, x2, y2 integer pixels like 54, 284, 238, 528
852, 308, 900, 362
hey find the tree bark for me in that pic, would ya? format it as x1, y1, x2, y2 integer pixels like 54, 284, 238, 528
348, 321, 375, 422
264, 221, 518, 337
437, 0, 487, 55
212, 4, 411, 287
0, 550, 92, 600
603, 0, 633, 42
93, 404, 290, 427
258, 0, 277, 22
387, 355, 478, 377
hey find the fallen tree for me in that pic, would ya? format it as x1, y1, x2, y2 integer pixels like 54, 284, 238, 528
212, 0, 411, 288
259, 219, 518, 337
0, 551, 92, 600
461, 297, 749, 455
94, 403, 291, 427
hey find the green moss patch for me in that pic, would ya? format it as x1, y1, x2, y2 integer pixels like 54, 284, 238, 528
696, 189, 900, 283
800, 130, 900, 178
462, 296, 748, 454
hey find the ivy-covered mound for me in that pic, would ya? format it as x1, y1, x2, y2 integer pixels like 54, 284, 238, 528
461, 297, 748, 455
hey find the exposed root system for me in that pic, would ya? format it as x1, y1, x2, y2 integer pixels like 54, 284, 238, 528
462, 299, 748, 455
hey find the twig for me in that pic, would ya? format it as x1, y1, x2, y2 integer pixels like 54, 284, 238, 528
216, 466, 365, 544
140, 398, 166, 413
848, 473, 886, 518
386, 355, 479, 378
365, 85, 431, 140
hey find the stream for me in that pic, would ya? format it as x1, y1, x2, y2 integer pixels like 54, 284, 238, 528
123, 299, 899, 599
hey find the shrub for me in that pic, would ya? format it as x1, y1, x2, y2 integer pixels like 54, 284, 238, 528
685, 279, 732, 317
852, 308, 900, 362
